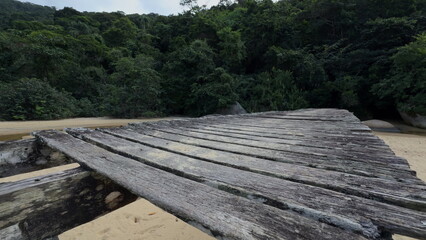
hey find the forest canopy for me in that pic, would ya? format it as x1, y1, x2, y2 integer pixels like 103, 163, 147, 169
0, 0, 425, 120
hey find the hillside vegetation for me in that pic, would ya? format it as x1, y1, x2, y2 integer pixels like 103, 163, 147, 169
0, 0, 425, 120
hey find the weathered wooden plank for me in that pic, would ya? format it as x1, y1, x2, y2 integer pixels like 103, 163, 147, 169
138, 124, 408, 168
183, 120, 378, 139
35, 130, 368, 240
116, 126, 420, 184
132, 118, 390, 147
248, 113, 360, 122
98, 128, 426, 208
218, 110, 359, 122
0, 168, 137, 239
196, 123, 388, 146
208, 115, 372, 132
144, 118, 398, 157
191, 111, 371, 132
174, 126, 396, 156
0, 139, 72, 178
179, 122, 392, 151
258, 109, 358, 117
68, 128, 426, 239
128, 126, 418, 181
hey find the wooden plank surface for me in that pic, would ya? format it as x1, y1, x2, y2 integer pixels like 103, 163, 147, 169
68, 128, 426, 238
96, 128, 426, 208
28, 109, 426, 239
36, 130, 367, 240
129, 126, 419, 182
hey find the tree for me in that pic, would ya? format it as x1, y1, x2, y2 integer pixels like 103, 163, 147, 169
217, 27, 246, 71
102, 55, 163, 117
373, 34, 426, 115
102, 17, 137, 47
162, 40, 216, 114
242, 69, 308, 112
0, 78, 78, 120
188, 68, 238, 116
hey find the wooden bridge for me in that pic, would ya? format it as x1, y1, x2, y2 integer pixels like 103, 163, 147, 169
1, 109, 425, 239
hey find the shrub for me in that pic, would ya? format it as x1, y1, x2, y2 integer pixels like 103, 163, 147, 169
0, 78, 79, 120
372, 34, 426, 115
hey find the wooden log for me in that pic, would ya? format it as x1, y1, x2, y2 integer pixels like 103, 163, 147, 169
0, 139, 72, 178
36, 130, 368, 240
0, 167, 137, 239
68, 128, 426, 239
128, 126, 418, 181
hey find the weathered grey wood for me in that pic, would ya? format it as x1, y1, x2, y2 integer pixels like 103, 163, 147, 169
0, 224, 24, 240
128, 126, 419, 181
252, 109, 361, 121
0, 139, 35, 166
208, 115, 371, 132
173, 125, 396, 156
98, 128, 426, 209
0, 167, 137, 239
166, 120, 381, 140
0, 139, 72, 178
176, 122, 392, 151
69, 128, 426, 239
191, 123, 390, 148
137, 124, 409, 168
211, 108, 361, 122
131, 117, 392, 148
36, 130, 368, 240
183, 110, 371, 132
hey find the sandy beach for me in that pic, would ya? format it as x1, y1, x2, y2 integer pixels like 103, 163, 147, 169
0, 119, 424, 240
0, 117, 178, 141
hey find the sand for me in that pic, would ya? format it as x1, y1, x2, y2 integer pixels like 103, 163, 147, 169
375, 132, 426, 182
0, 119, 424, 240
0, 117, 178, 141
374, 132, 425, 240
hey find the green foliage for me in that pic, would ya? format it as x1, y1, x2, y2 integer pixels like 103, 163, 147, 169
372, 34, 426, 115
241, 69, 308, 112
103, 17, 137, 47
162, 40, 216, 114
0, 78, 78, 120
217, 27, 246, 70
0, 0, 424, 120
188, 68, 238, 116
102, 55, 163, 117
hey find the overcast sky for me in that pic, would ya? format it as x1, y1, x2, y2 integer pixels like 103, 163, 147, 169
18, 0, 221, 15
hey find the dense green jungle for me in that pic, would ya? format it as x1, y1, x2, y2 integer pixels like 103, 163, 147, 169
0, 0, 425, 120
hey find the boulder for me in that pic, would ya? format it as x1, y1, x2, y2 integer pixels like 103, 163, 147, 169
399, 111, 426, 129
362, 120, 400, 132
216, 102, 247, 115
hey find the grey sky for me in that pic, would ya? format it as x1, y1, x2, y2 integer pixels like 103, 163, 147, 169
18, 0, 221, 15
